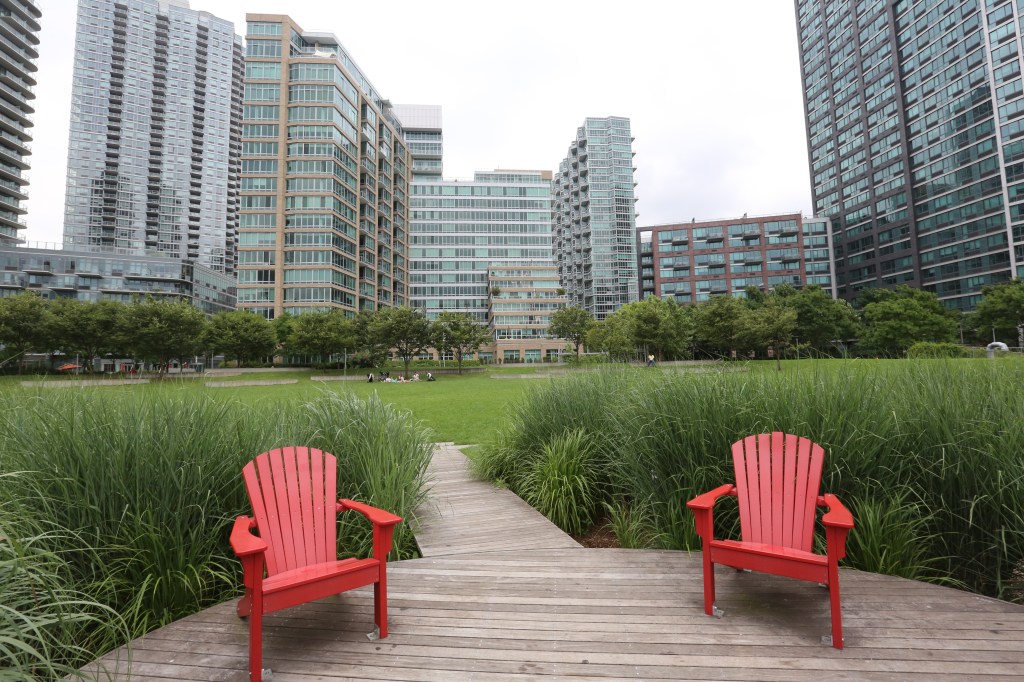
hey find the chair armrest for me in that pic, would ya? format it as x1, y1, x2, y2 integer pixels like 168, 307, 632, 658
339, 499, 403, 561
819, 493, 854, 563
339, 499, 402, 527
229, 515, 267, 557
686, 484, 735, 543
686, 484, 736, 511
818, 493, 854, 529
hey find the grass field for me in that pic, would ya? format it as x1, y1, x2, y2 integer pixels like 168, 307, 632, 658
7, 367, 557, 446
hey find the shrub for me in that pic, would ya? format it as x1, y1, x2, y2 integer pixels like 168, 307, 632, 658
907, 342, 970, 359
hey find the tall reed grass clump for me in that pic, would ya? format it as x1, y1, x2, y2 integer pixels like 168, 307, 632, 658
472, 371, 625, 530
0, 489, 127, 680
0, 387, 433, 673
477, 361, 1024, 600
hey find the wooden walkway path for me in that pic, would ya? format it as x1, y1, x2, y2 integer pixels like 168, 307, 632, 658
413, 442, 581, 557
82, 445, 1024, 680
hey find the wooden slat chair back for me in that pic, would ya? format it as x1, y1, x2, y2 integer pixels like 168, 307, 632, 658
243, 447, 337, 576
732, 433, 823, 552
687, 433, 853, 648
231, 447, 402, 681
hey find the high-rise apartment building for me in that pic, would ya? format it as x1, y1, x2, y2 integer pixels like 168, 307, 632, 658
638, 214, 836, 303
409, 170, 555, 323
238, 14, 410, 318
553, 117, 638, 320
796, 0, 1024, 310
63, 0, 243, 274
393, 104, 443, 182
0, 0, 40, 244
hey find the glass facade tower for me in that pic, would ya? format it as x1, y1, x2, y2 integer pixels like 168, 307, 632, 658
796, 0, 1024, 310
63, 0, 243, 274
238, 14, 410, 318
409, 170, 554, 323
0, 0, 40, 244
552, 116, 638, 320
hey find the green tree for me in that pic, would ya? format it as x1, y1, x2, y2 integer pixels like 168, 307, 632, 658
0, 292, 50, 370
368, 306, 432, 378
353, 310, 388, 368
287, 310, 358, 365
432, 312, 491, 374
786, 285, 860, 354
858, 286, 957, 355
548, 306, 594, 358
971, 278, 1024, 346
631, 296, 694, 360
46, 298, 127, 372
586, 312, 635, 362
692, 295, 749, 357
204, 310, 277, 368
739, 298, 797, 370
123, 298, 207, 377
270, 311, 295, 353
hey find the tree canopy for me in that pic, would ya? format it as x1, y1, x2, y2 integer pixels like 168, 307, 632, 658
286, 310, 357, 364
857, 286, 957, 355
368, 306, 432, 377
548, 306, 594, 357
970, 278, 1024, 346
432, 312, 491, 374
123, 298, 207, 376
587, 296, 694, 361
204, 310, 277, 367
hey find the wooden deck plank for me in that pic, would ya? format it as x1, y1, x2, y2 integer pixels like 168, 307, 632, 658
80, 444, 1024, 680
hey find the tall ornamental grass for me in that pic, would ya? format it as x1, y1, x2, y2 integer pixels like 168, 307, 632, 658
0, 488, 127, 680
478, 361, 1024, 600
0, 388, 433, 673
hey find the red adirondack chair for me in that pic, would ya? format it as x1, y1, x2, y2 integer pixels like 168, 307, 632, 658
230, 447, 402, 681
686, 433, 854, 648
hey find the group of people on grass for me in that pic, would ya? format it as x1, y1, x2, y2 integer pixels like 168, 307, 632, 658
367, 371, 435, 383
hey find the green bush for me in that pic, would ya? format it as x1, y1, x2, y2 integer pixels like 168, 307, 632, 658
477, 361, 1024, 600
0, 388, 432, 670
907, 342, 971, 359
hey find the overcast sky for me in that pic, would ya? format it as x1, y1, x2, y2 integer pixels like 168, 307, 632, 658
24, 0, 813, 244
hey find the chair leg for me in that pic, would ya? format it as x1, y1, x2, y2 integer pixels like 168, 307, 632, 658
249, 607, 263, 680
374, 574, 388, 638
702, 550, 716, 616
828, 565, 844, 649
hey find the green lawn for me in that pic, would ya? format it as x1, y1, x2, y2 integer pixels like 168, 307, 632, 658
11, 355, 1022, 446
7, 368, 551, 446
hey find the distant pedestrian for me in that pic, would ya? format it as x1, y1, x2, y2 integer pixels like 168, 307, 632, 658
647, 354, 655, 367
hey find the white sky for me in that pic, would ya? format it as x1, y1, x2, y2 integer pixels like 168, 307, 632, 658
24, 0, 813, 244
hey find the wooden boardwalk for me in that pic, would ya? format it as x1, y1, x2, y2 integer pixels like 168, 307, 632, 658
413, 443, 581, 557
82, 445, 1024, 681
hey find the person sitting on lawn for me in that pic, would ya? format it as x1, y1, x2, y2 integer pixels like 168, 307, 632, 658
426, 372, 435, 381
